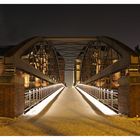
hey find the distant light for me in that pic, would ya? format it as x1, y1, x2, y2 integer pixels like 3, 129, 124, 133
23, 73, 30, 88
24, 87, 64, 117
76, 87, 117, 115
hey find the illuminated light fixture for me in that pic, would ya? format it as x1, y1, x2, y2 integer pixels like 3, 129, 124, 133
92, 62, 96, 65
129, 68, 138, 71
76, 87, 117, 115
24, 73, 30, 88
24, 86, 64, 117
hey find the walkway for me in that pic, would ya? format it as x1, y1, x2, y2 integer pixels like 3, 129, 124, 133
0, 87, 140, 136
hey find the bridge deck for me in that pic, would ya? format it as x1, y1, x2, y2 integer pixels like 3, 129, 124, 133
0, 87, 140, 136
43, 87, 98, 119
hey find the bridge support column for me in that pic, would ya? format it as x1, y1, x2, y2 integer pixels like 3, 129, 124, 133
118, 76, 140, 117
0, 68, 24, 118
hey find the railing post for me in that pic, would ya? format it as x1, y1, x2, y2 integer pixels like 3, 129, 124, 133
110, 93, 113, 108
106, 89, 109, 104
100, 88, 102, 100
39, 88, 41, 100
28, 90, 31, 107
103, 89, 106, 103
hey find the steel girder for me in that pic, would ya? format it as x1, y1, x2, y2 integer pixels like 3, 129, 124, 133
5, 37, 62, 84
80, 36, 136, 84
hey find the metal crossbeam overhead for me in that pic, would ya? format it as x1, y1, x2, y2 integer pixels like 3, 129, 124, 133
53, 40, 86, 72
63, 56, 77, 58
54, 44, 85, 47
60, 52, 80, 54
57, 48, 83, 51
54, 43, 84, 71
59, 51, 82, 54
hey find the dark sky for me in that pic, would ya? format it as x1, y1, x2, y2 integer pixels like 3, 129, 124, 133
0, 4, 140, 48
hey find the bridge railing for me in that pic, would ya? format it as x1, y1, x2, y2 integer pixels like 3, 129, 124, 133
76, 84, 118, 112
24, 83, 64, 112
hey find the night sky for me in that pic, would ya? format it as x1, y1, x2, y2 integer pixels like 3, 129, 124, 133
0, 4, 140, 85
0, 5, 140, 47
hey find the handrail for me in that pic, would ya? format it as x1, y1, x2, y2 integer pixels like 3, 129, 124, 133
76, 84, 118, 112
24, 83, 64, 112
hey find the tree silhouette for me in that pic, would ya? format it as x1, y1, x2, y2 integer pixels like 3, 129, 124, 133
135, 45, 140, 55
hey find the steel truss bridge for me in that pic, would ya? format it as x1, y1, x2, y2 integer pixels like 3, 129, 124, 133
0, 36, 140, 118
